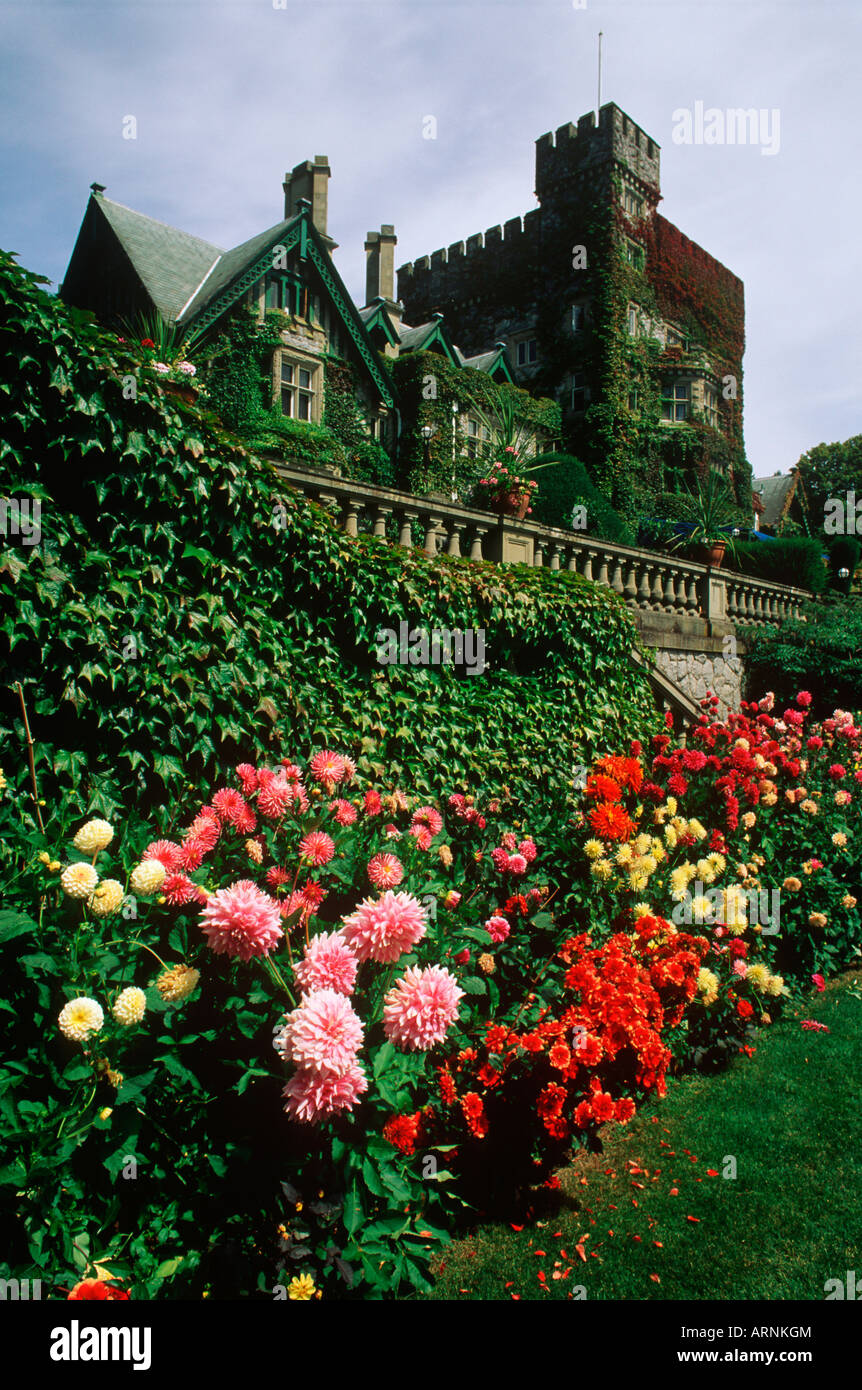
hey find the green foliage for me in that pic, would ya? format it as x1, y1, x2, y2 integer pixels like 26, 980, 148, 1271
795, 434, 862, 526
731, 538, 827, 593
204, 307, 282, 431
0, 242, 656, 872
390, 352, 561, 498
746, 596, 862, 715
529, 455, 633, 543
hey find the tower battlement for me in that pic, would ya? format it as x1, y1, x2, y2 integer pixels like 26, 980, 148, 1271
535, 104, 661, 201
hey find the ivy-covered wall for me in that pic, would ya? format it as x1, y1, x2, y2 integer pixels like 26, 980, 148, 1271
0, 249, 659, 833
390, 352, 561, 498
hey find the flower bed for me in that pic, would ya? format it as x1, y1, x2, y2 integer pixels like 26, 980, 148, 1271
1, 691, 860, 1300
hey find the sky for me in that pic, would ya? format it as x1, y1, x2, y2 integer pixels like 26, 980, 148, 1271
0, 0, 859, 479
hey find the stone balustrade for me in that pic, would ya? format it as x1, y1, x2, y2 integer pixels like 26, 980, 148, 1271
268, 459, 809, 626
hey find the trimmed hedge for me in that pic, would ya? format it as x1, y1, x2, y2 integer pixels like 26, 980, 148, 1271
729, 537, 827, 593
529, 455, 633, 544
746, 595, 862, 717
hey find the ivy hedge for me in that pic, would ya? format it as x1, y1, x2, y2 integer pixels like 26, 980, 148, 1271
0, 249, 659, 840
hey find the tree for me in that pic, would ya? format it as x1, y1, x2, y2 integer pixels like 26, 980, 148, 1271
795, 435, 862, 530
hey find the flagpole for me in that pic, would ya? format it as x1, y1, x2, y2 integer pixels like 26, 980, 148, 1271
597, 31, 603, 116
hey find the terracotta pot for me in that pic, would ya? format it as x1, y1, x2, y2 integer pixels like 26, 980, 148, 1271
697, 540, 726, 567
491, 488, 531, 521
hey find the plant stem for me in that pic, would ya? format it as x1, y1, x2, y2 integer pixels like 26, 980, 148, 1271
16, 681, 45, 833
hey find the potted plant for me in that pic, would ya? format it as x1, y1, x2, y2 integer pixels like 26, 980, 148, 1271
463, 393, 562, 519
120, 311, 213, 405
665, 472, 741, 568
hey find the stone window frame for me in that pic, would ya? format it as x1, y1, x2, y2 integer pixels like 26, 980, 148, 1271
515, 336, 539, 367
462, 414, 492, 460
703, 380, 721, 430
661, 378, 691, 423
275, 348, 322, 424
623, 237, 646, 272
622, 186, 645, 219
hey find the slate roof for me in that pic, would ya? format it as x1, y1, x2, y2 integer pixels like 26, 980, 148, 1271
178, 217, 299, 324
754, 473, 798, 529
96, 196, 223, 323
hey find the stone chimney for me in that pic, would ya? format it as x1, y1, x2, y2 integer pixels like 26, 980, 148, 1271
283, 156, 337, 249
364, 224, 397, 305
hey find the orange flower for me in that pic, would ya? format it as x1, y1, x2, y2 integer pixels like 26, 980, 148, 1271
584, 773, 622, 803
588, 802, 636, 842
596, 756, 644, 793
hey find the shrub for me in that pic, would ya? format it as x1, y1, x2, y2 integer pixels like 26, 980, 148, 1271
529, 456, 633, 544
746, 596, 862, 716
729, 537, 827, 592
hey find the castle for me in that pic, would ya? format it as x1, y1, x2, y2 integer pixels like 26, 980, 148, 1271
60, 102, 752, 522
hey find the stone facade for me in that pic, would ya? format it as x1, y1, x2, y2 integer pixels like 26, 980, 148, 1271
654, 648, 743, 718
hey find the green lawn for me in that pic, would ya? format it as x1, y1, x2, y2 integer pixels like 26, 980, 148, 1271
430, 970, 862, 1301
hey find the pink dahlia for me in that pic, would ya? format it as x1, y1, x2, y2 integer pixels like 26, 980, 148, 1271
411, 806, 443, 837
212, 788, 251, 828
796, 691, 813, 707
364, 789, 383, 816
282, 1062, 367, 1124
367, 852, 404, 889
235, 763, 259, 794
199, 879, 283, 961
383, 965, 464, 1052
518, 838, 538, 863
161, 872, 199, 906
491, 847, 510, 872
277, 989, 363, 1075
409, 826, 434, 851
143, 839, 182, 871
309, 750, 346, 786
340, 755, 357, 783
293, 931, 358, 996
257, 774, 294, 820
266, 865, 291, 889
340, 890, 427, 963
177, 840, 205, 872
298, 831, 335, 867
508, 853, 528, 876
300, 879, 326, 914
329, 798, 358, 826
485, 915, 511, 944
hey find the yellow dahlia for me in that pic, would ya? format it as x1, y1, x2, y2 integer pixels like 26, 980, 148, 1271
832, 832, 848, 848
722, 886, 750, 930
58, 996, 104, 1041
765, 973, 785, 997
129, 859, 166, 896
584, 839, 604, 860
688, 818, 708, 841
88, 879, 125, 918
72, 818, 114, 854
113, 986, 147, 1026
808, 912, 827, 929
696, 968, 719, 1006
650, 838, 666, 862
591, 859, 613, 882
696, 858, 716, 885
61, 862, 99, 899
664, 825, 678, 850
156, 964, 200, 1003
632, 901, 652, 919
842, 893, 857, 910
615, 844, 634, 866
665, 796, 678, 816
477, 953, 496, 975
706, 852, 726, 875
745, 962, 771, 993
783, 876, 802, 892
288, 1274, 318, 1301
437, 844, 453, 868
634, 833, 652, 856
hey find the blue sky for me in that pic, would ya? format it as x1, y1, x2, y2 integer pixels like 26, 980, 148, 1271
1, 0, 859, 478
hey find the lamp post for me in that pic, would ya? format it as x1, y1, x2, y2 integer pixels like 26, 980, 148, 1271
838, 565, 851, 595
450, 402, 460, 502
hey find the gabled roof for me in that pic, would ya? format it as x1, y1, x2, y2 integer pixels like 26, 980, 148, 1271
754, 473, 798, 529
179, 216, 299, 323
94, 195, 223, 322
358, 298, 400, 347
456, 344, 515, 383
396, 315, 460, 363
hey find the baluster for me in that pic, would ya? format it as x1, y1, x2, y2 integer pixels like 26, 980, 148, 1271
550, 545, 562, 571
726, 583, 739, 620
581, 548, 594, 581
651, 566, 665, 608
686, 575, 699, 613
533, 540, 545, 568
343, 498, 361, 538
469, 525, 488, 561
663, 569, 677, 610
567, 548, 580, 573
372, 506, 392, 539
624, 560, 639, 605
674, 573, 688, 613
424, 515, 443, 557
446, 523, 463, 558
610, 559, 625, 596
637, 564, 652, 607
399, 509, 418, 548
597, 552, 611, 587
